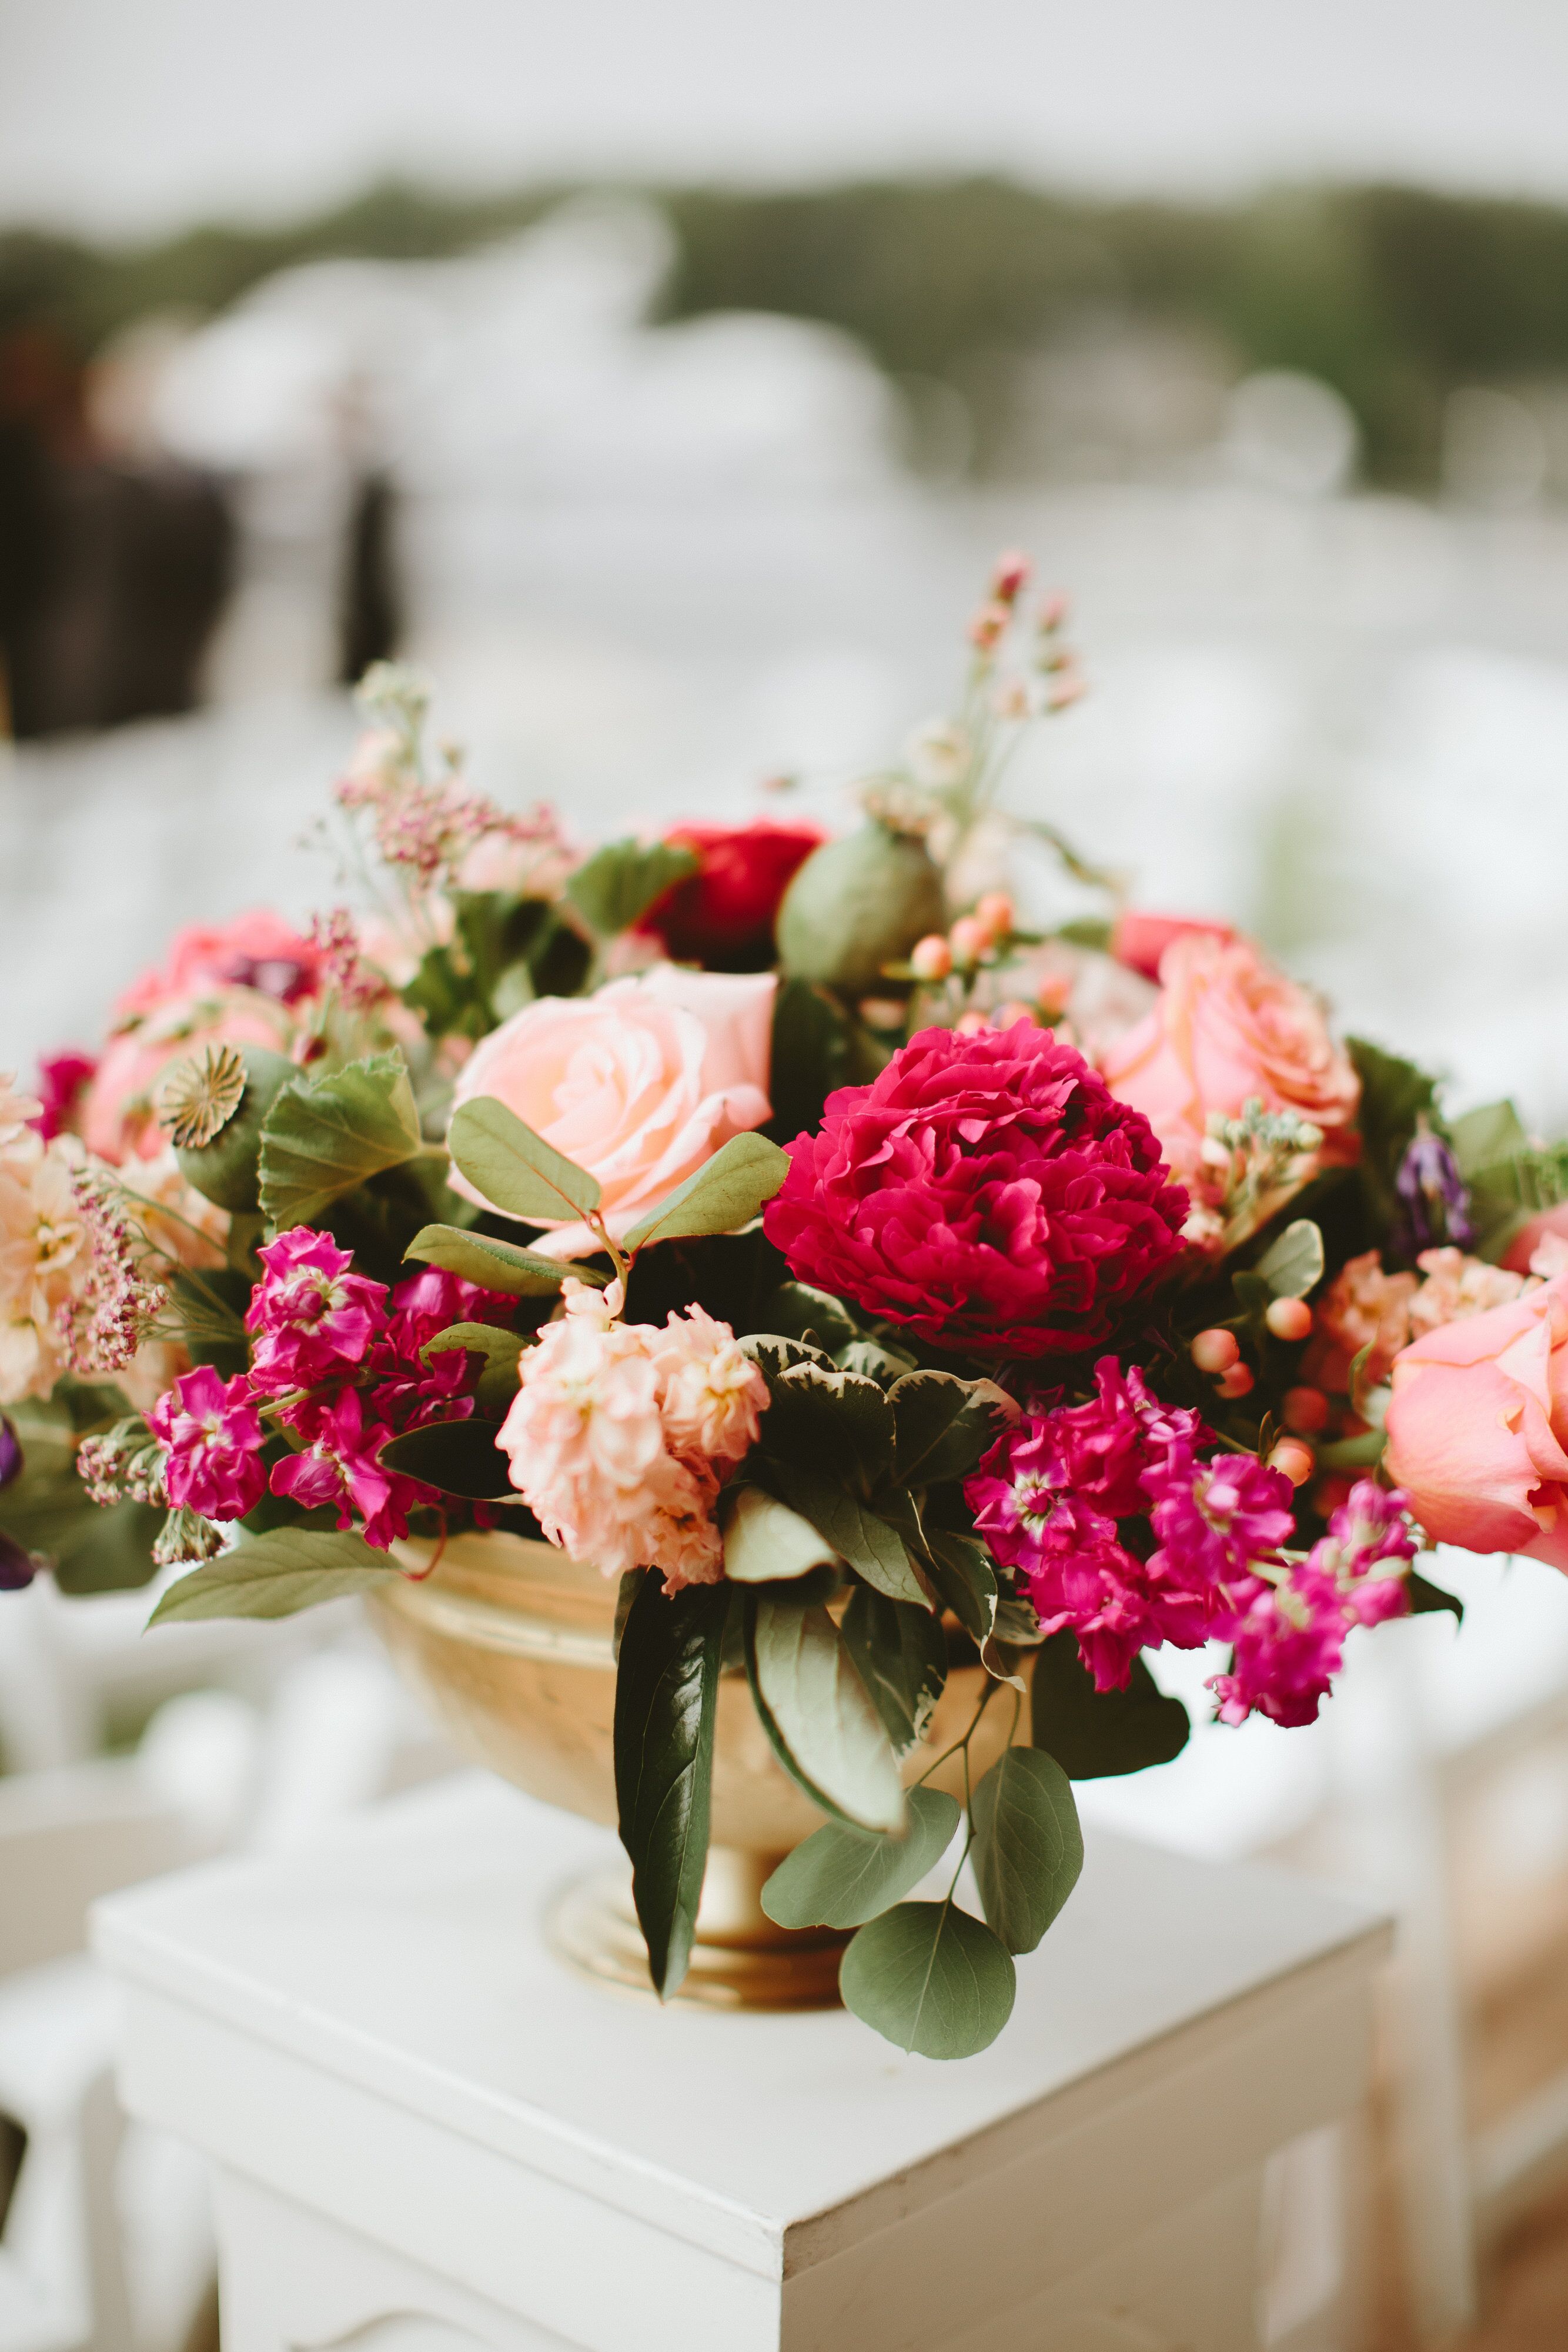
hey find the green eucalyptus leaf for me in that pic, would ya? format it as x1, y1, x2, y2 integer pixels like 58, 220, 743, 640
405, 1222, 604, 1297
149, 1529, 394, 1625
258, 1053, 422, 1226
379, 1420, 512, 1499
423, 1322, 526, 1372
621, 1132, 790, 1251
1316, 1429, 1387, 1470
890, 1369, 1020, 1486
840, 1583, 947, 1755
971, 1748, 1083, 1954
447, 1097, 601, 1222
745, 1597, 905, 1833
1252, 1219, 1325, 1301
840, 1902, 1016, 2059
1031, 1632, 1189, 1779
721, 1484, 837, 1583
1449, 1099, 1529, 1181
613, 1572, 726, 1999
761, 1788, 961, 1930
566, 837, 698, 937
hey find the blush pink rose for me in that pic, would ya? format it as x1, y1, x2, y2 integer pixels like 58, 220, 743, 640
1099, 932, 1360, 1183
1385, 1269, 1568, 1569
449, 965, 775, 1254
82, 988, 300, 1165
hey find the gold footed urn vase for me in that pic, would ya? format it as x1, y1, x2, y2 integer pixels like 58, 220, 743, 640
375, 1530, 1016, 2013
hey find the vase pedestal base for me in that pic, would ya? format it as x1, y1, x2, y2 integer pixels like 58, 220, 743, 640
548, 1847, 849, 2011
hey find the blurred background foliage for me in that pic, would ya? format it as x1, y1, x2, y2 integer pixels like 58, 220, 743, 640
11, 174, 1568, 486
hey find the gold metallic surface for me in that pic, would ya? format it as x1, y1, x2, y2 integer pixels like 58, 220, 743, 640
375, 1530, 1021, 2009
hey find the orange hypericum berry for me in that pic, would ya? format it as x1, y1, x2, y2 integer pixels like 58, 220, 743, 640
1191, 1328, 1241, 1375
1269, 1439, 1315, 1486
1265, 1295, 1314, 1342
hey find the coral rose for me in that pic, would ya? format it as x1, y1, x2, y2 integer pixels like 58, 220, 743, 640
637, 822, 824, 973
1502, 1204, 1568, 1277
115, 910, 327, 1021
1100, 932, 1360, 1185
450, 965, 775, 1254
1109, 910, 1236, 984
763, 1023, 1188, 1359
1385, 1269, 1568, 1568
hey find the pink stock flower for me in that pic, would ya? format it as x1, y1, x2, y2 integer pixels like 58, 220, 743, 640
1211, 1482, 1416, 1727
1144, 1448, 1298, 1596
148, 1365, 266, 1521
1101, 933, 1360, 1191
269, 1385, 430, 1551
1385, 1268, 1568, 1568
765, 1025, 1189, 1361
245, 1228, 387, 1392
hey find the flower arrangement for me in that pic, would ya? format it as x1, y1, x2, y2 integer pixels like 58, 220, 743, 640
4, 564, 1565, 2060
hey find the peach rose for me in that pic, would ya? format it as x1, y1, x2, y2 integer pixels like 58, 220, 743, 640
1100, 932, 1360, 1184
82, 987, 300, 1164
449, 965, 775, 1254
1385, 1269, 1568, 1568
1502, 1203, 1568, 1277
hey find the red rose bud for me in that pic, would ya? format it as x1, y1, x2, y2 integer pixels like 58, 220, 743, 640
991, 550, 1031, 603
638, 822, 824, 973
764, 1024, 1188, 1359
1109, 910, 1238, 984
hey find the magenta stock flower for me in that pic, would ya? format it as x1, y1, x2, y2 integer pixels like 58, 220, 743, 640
245, 1228, 387, 1391
764, 1024, 1188, 1360
270, 1385, 432, 1551
148, 1365, 266, 1522
1144, 1448, 1298, 1595
1211, 1481, 1417, 1728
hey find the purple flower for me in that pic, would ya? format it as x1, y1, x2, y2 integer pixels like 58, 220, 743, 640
147, 1367, 266, 1522
270, 1385, 432, 1551
0, 1417, 22, 1489
1395, 1118, 1473, 1254
245, 1228, 387, 1392
0, 1532, 35, 1591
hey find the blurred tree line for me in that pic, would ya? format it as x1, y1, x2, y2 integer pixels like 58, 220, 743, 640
8, 174, 1568, 486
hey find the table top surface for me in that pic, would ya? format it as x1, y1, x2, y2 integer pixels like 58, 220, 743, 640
96, 1773, 1384, 2259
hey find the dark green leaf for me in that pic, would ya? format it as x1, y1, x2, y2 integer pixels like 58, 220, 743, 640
613, 1573, 726, 1998
423, 1321, 526, 1372
149, 1529, 394, 1624
380, 1420, 511, 1499
760, 1279, 862, 1353
890, 1369, 1019, 1486
49, 1501, 166, 1595
720, 1485, 837, 1582
766, 978, 853, 1145
840, 1903, 1016, 2059
922, 1524, 998, 1643
1348, 1037, 1440, 1221
566, 838, 697, 937
621, 1132, 790, 1251
1031, 1632, 1190, 1779
1409, 1569, 1463, 1622
840, 1583, 947, 1755
765, 1362, 897, 1483
447, 1097, 601, 1222
761, 1789, 961, 1930
1252, 1219, 1325, 1300
259, 1053, 422, 1226
835, 1338, 917, 1386
971, 1749, 1083, 1954
745, 1597, 905, 1832
406, 1222, 605, 1296
741, 1332, 835, 1384
992, 1592, 1047, 1646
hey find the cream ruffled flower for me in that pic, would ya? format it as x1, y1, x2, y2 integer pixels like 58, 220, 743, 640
496, 1281, 768, 1591
0, 1104, 91, 1404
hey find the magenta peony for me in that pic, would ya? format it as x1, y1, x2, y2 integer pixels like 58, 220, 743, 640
763, 1024, 1189, 1358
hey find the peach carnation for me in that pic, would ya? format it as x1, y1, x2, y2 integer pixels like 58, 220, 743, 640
1310, 1245, 1540, 1392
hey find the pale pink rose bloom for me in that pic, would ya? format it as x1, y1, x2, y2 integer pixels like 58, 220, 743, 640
450, 967, 775, 1255
1099, 933, 1360, 1185
654, 1304, 768, 1465
83, 988, 299, 1164
1385, 1269, 1568, 1567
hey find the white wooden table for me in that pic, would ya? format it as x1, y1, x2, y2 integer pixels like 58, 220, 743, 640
92, 1774, 1389, 2352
